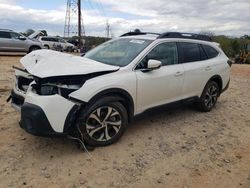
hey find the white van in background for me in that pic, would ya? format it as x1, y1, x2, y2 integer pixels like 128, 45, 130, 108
38, 36, 75, 52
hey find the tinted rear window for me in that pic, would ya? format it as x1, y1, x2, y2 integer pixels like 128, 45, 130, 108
179, 42, 204, 63
202, 45, 219, 58
0, 31, 11, 39
41, 37, 50, 41
199, 45, 207, 60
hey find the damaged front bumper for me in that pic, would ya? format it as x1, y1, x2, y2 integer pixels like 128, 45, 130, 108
9, 73, 80, 137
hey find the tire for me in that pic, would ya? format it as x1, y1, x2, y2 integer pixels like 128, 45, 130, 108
44, 45, 49, 49
197, 81, 220, 112
76, 98, 128, 147
28, 46, 41, 53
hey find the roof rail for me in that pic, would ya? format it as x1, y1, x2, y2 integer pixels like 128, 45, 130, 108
120, 29, 160, 37
157, 32, 212, 42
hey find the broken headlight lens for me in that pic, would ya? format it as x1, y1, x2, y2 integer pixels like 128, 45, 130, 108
40, 85, 58, 95
32, 83, 80, 98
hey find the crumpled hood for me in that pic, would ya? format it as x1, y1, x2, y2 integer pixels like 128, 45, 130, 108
20, 49, 119, 78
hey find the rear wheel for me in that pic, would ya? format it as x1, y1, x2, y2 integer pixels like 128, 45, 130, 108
76, 98, 128, 146
44, 45, 49, 49
197, 81, 220, 112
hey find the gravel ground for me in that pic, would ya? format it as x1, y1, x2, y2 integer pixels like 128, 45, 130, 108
0, 54, 250, 188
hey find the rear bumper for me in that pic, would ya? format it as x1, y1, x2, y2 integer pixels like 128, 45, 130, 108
20, 103, 64, 137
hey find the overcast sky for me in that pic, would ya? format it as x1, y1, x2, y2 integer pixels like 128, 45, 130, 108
0, 0, 249, 37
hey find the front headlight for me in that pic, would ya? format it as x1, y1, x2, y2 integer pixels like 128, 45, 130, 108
32, 75, 86, 98
32, 83, 81, 98
40, 85, 58, 95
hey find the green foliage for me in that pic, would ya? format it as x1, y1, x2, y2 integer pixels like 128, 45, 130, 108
84, 36, 110, 50
213, 35, 250, 58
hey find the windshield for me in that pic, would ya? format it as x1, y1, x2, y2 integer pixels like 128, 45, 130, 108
84, 38, 152, 67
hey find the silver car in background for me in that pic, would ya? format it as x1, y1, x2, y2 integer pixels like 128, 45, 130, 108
0, 29, 43, 53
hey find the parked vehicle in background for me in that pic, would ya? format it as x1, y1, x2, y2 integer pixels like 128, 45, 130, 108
9, 30, 231, 148
0, 29, 43, 53
39, 36, 75, 52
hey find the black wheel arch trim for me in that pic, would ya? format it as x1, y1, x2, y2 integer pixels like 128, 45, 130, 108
205, 75, 223, 94
88, 88, 134, 123
67, 88, 134, 125
29, 45, 42, 52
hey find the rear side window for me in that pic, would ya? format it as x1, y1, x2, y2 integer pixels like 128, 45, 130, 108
202, 45, 219, 58
0, 31, 11, 39
41, 37, 50, 41
179, 42, 202, 63
10, 32, 21, 39
199, 45, 207, 60
53, 38, 59, 42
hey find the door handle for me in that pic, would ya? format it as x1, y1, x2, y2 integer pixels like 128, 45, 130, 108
205, 66, 212, 71
175, 71, 183, 76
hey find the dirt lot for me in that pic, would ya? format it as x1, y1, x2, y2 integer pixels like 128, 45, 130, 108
0, 54, 250, 188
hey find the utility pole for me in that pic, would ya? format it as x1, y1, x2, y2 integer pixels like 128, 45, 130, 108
78, 0, 82, 49
106, 21, 111, 38
64, 0, 85, 49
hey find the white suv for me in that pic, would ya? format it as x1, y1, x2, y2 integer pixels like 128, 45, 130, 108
39, 36, 75, 52
9, 31, 231, 147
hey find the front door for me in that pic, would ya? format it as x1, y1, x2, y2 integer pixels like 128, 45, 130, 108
9, 32, 27, 52
135, 42, 184, 113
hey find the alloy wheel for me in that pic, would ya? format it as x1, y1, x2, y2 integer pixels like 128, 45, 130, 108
85, 106, 122, 142
204, 85, 218, 108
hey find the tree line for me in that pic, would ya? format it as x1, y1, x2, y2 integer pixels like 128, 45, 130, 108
21, 29, 249, 58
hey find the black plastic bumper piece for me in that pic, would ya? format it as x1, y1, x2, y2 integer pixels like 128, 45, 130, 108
10, 89, 24, 106
20, 103, 64, 137
221, 79, 230, 93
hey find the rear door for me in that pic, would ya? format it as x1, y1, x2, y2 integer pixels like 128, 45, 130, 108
179, 42, 217, 98
135, 42, 184, 113
0, 31, 11, 51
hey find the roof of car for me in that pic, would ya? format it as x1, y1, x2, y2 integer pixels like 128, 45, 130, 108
121, 34, 159, 40
0, 29, 13, 32
120, 30, 213, 42
41, 36, 62, 39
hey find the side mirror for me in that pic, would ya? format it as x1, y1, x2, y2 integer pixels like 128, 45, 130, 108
141, 59, 162, 72
18, 36, 26, 40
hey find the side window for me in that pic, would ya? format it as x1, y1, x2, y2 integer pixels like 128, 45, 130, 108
180, 42, 202, 63
202, 45, 219, 59
0, 31, 11, 39
59, 38, 66, 43
10, 32, 21, 39
53, 38, 59, 42
137, 42, 178, 69
199, 45, 208, 60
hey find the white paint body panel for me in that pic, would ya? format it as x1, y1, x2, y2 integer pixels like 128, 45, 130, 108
24, 84, 75, 132
20, 49, 119, 78
135, 64, 184, 113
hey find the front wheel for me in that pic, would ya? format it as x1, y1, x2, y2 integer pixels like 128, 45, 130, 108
197, 81, 220, 112
28, 46, 40, 53
76, 99, 128, 147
